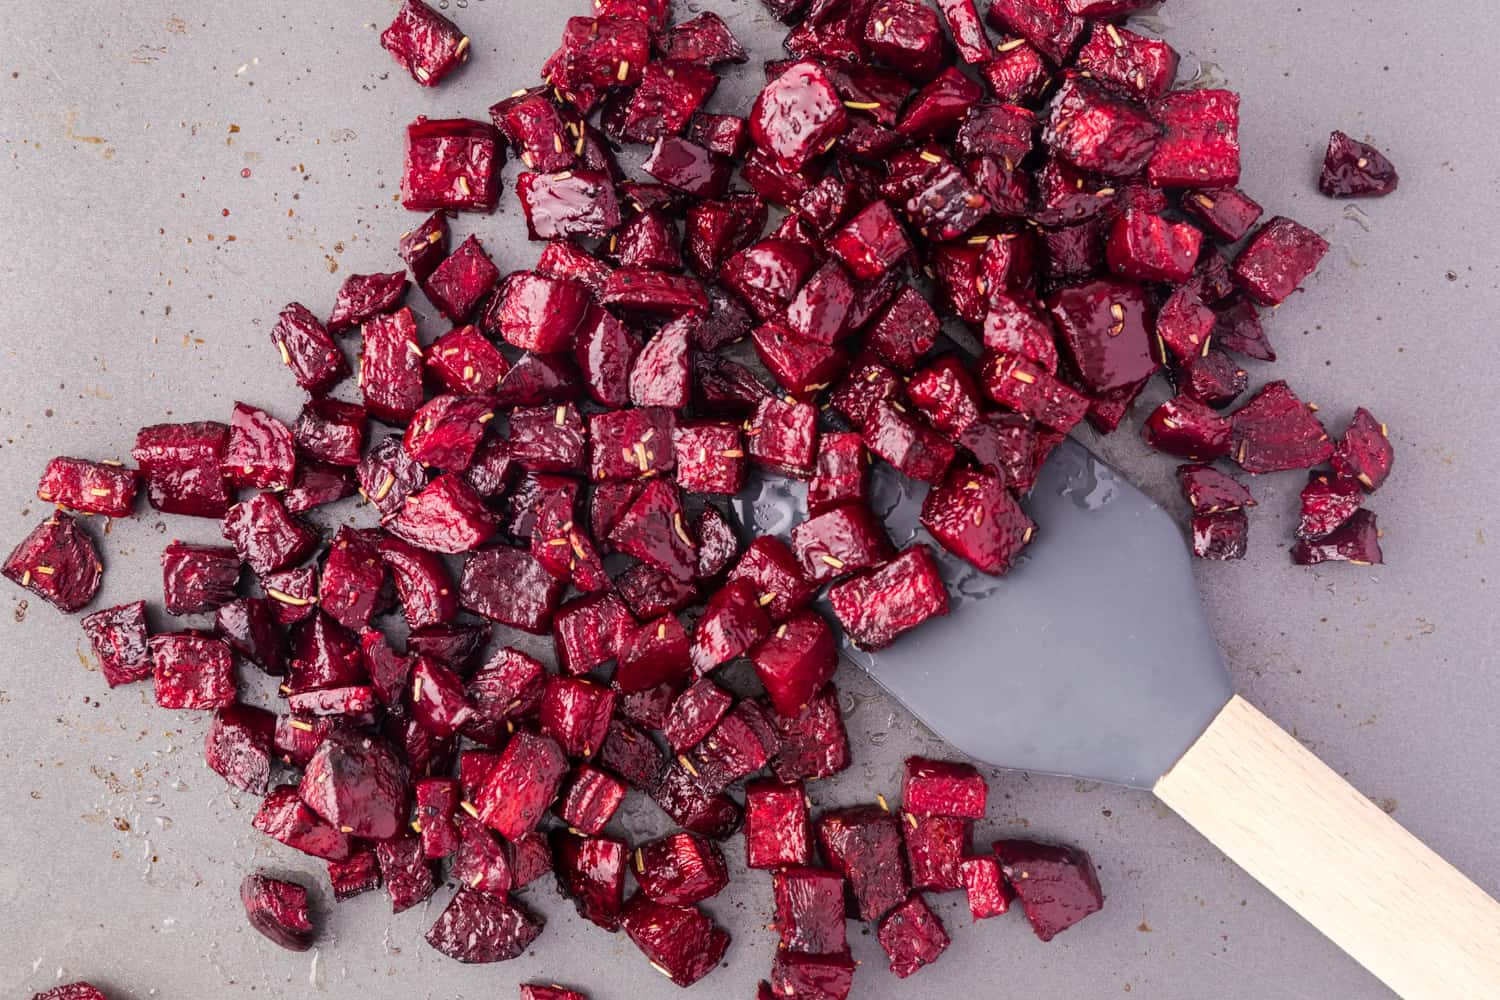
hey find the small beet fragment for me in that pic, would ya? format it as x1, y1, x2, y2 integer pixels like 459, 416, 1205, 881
516, 169, 621, 241
271, 303, 349, 395
222, 493, 317, 575
253, 785, 352, 861
241, 873, 315, 952
1178, 464, 1256, 515
36, 456, 140, 519
293, 399, 366, 468
620, 893, 731, 987
509, 403, 587, 474
424, 234, 499, 322
329, 270, 408, 333
635, 831, 730, 905
1320, 130, 1399, 198
745, 778, 812, 869
1332, 407, 1394, 492
554, 833, 627, 930
381, 0, 470, 87
1193, 508, 1249, 559
1183, 187, 1264, 243
664, 12, 748, 65
31, 985, 108, 1000
610, 479, 698, 582
152, 632, 236, 709
960, 854, 1014, 919
415, 777, 461, 859
426, 891, 544, 963
411, 655, 477, 737
878, 893, 951, 978
1144, 396, 1234, 461
772, 683, 851, 782
663, 678, 734, 753
82, 600, 152, 687
1230, 380, 1333, 473
379, 534, 458, 629
1043, 75, 1160, 178
995, 838, 1105, 941
1292, 508, 1383, 566
1298, 471, 1364, 540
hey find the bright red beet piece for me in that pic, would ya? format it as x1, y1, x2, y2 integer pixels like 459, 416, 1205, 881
935, 0, 993, 64
381, 0, 470, 87
488, 272, 591, 353
82, 600, 152, 687
559, 765, 627, 835
1332, 407, 1394, 491
663, 11, 747, 65
241, 873, 315, 951
878, 893, 951, 977
460, 545, 564, 632
995, 838, 1105, 940
960, 854, 1014, 919
1145, 396, 1234, 461
540, 676, 616, 759
904, 757, 989, 818
923, 467, 1034, 575
745, 778, 812, 869
476, 729, 568, 840
663, 678, 734, 753
862, 400, 955, 484
752, 321, 849, 401
791, 503, 893, 584
1183, 187, 1264, 243
1232, 216, 1329, 306
377, 535, 457, 629
426, 891, 543, 963
1230, 381, 1333, 472
467, 646, 547, 725
807, 432, 868, 516
635, 831, 730, 905
401, 117, 501, 212
222, 493, 317, 575
424, 235, 499, 322
411, 656, 477, 737
520, 986, 588, 1000
771, 951, 857, 1000
981, 353, 1090, 433
609, 479, 698, 582
1107, 210, 1203, 283
552, 592, 633, 675
774, 866, 848, 954
1298, 471, 1364, 540
751, 612, 835, 719
253, 784, 352, 861
817, 804, 910, 921
491, 87, 577, 173
204, 704, 275, 794
1076, 22, 1177, 100
574, 306, 642, 409
690, 578, 772, 674
132, 420, 231, 518
1178, 464, 1256, 514
986, 0, 1082, 64
37, 456, 139, 518
271, 302, 349, 395
3, 514, 102, 613
450, 813, 512, 893
1320, 130, 1399, 198
329, 271, 408, 335
620, 894, 731, 987
516, 169, 622, 240
725, 535, 816, 623
1044, 75, 1160, 177
907, 356, 983, 437
1292, 508, 1383, 566
982, 39, 1049, 102
262, 566, 320, 625
612, 208, 683, 271
1191, 509, 1249, 560
905, 813, 969, 890
630, 319, 692, 408
388, 474, 495, 554
359, 308, 425, 426
671, 422, 745, 495
752, 61, 847, 171
829, 544, 949, 650
1148, 89, 1241, 188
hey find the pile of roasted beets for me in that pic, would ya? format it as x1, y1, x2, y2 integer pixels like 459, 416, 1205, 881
15, 0, 1402, 995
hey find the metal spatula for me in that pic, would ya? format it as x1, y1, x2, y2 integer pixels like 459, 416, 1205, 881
745, 440, 1500, 1000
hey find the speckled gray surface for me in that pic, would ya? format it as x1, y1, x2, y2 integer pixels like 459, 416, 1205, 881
1, 1, 1497, 998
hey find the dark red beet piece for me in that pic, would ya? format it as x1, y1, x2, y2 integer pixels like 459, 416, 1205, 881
935, 0, 993, 64
905, 813, 969, 891
745, 778, 812, 869
1076, 22, 1178, 99
1232, 216, 1329, 307
36, 456, 139, 518
378, 535, 458, 629
771, 951, 857, 1000
132, 421, 232, 518
690, 578, 772, 675
293, 399, 366, 468
1178, 464, 1257, 515
651, 756, 744, 838
692, 699, 780, 790
553, 833, 627, 931
31, 984, 108, 1000
82, 600, 152, 687
205, 704, 275, 794
725, 536, 816, 624
635, 831, 730, 905
468, 647, 547, 725
987, 0, 1083, 64
426, 891, 543, 963
381, 0, 470, 87
491, 88, 577, 174
610, 480, 698, 582
476, 730, 568, 840
401, 117, 502, 212
601, 268, 710, 319
415, 777, 461, 859
696, 353, 775, 419
426, 323, 512, 394
1183, 187, 1264, 243
1212, 297, 1275, 363
317, 527, 385, 632
540, 676, 616, 758
509, 403, 587, 474
359, 308, 425, 426
981, 39, 1049, 102
284, 462, 356, 514
900, 68, 985, 139
271, 303, 349, 395
329, 270, 409, 333
487, 272, 590, 353
1230, 381, 1333, 473
1154, 284, 1217, 366
253, 784, 353, 861
862, 400, 955, 484
1182, 351, 1249, 410
450, 813, 513, 893
1046, 278, 1156, 395
1298, 471, 1364, 540
573, 307, 641, 410
1292, 508, 1383, 566
1107, 210, 1203, 283
552, 592, 633, 675
1043, 75, 1160, 178
878, 893, 951, 977
904, 757, 989, 818
424, 234, 499, 322
1192, 510, 1249, 560
750, 611, 836, 718
1147, 89, 1240, 188
772, 683, 851, 782
399, 211, 450, 283
1320, 130, 1399, 198
961, 854, 1014, 919
599, 717, 666, 791
1332, 407, 1394, 492
752, 321, 849, 401
328, 848, 382, 900
620, 893, 731, 987
3, 513, 102, 613
617, 61, 719, 144
611, 208, 683, 271
752, 61, 848, 171
1144, 396, 1234, 461
791, 503, 894, 585
817, 805, 910, 921
807, 432, 868, 517
981, 354, 1090, 433
995, 838, 1105, 941
411, 655, 477, 737
630, 319, 692, 409
829, 544, 949, 650
671, 422, 746, 496
866, 287, 938, 373
516, 169, 621, 241
559, 765, 627, 835
262, 566, 320, 625
222, 493, 317, 575
241, 873, 316, 952
461, 546, 564, 633
300, 731, 410, 841
663, 678, 734, 753
774, 866, 848, 954
520, 986, 588, 1000
664, 12, 747, 65
160, 541, 239, 615
388, 474, 495, 554
923, 467, 1035, 575
589, 408, 676, 481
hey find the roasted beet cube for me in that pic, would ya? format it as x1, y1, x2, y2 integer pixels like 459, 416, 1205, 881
402, 394, 491, 471
620, 679, 684, 731
621, 894, 731, 987
981, 39, 1049, 102
903, 757, 988, 818
901, 68, 986, 142
807, 432, 868, 517
611, 208, 683, 271
132, 420, 231, 518
377, 535, 458, 629
772, 683, 851, 781
986, 0, 1082, 63
615, 563, 697, 621
253, 784, 352, 860
616, 61, 718, 144
414, 777, 461, 859
752, 612, 837, 720
817, 805, 910, 921
909, 356, 984, 437
904, 813, 969, 890
956, 412, 1039, 491
1320, 130, 1399, 198
269, 303, 348, 395
1182, 351, 1249, 410
399, 210, 450, 283
791, 503, 894, 585
1230, 380, 1333, 472
588, 408, 676, 483
521, 987, 587, 1000
864, 0, 947, 78
1178, 463, 1256, 515
1154, 284, 1217, 366
261, 565, 318, 627
540, 676, 617, 759
609, 480, 697, 582
635, 831, 730, 905
599, 718, 666, 791
389, 474, 495, 553
960, 854, 1013, 919
222, 493, 317, 576
204, 704, 275, 794
1292, 508, 1383, 566
663, 678, 734, 752
573, 307, 642, 409
882, 149, 990, 241
329, 271, 409, 335
485, 272, 589, 353
557, 764, 627, 835
285, 611, 364, 692
552, 592, 633, 676
31, 985, 109, 1000
981, 354, 1089, 433
672, 422, 745, 495
449, 812, 513, 893
426, 891, 543, 963
359, 308, 425, 426
725, 535, 816, 623
327, 848, 382, 900
923, 465, 1034, 575
461, 545, 564, 633
692, 512, 740, 578
995, 838, 1104, 940
721, 238, 817, 321
1043, 75, 1159, 177
696, 353, 776, 419
745, 778, 812, 869
690, 579, 772, 676
630, 320, 692, 409
1332, 407, 1394, 491
494, 351, 586, 408
1145, 396, 1234, 461
1183, 187, 1263, 243
651, 756, 744, 838
830, 356, 902, 429
784, 261, 857, 346
506, 403, 585, 474
423, 235, 499, 322
542, 15, 651, 110
159, 541, 239, 615
516, 169, 621, 241
745, 147, 820, 206
686, 113, 749, 160
286, 684, 379, 725
293, 398, 366, 468
752, 322, 849, 401
773, 866, 848, 954
3, 513, 101, 613
862, 400, 955, 484
663, 11, 747, 65
82, 599, 152, 687
1147, 89, 1240, 188
617, 613, 693, 692
381, 0, 469, 87
241, 873, 315, 952
1074, 22, 1174, 97
771, 951, 857, 1000
752, 61, 847, 171
829, 544, 949, 650
218, 406, 294, 494
929, 0, 990, 65
1213, 296, 1275, 362
299, 731, 410, 841
467, 647, 546, 726
402, 117, 502, 212
475, 730, 568, 839
490, 87, 576, 173
1297, 471, 1364, 541
411, 655, 476, 737
878, 893, 950, 977
554, 833, 627, 930
602, 267, 710, 318
36, 456, 139, 519
1047, 277, 1157, 397
1107, 210, 1203, 283
866, 287, 937, 372
1191, 509, 1249, 561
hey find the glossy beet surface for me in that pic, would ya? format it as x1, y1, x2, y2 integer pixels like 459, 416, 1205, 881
4, 514, 103, 612
241, 873, 316, 951
995, 839, 1105, 941
1320, 130, 1399, 198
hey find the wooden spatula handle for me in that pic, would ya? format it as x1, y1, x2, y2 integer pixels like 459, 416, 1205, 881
1155, 695, 1500, 999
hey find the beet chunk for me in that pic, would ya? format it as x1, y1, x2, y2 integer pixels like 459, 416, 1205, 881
37, 456, 140, 518
554, 833, 627, 930
752, 61, 847, 171
222, 493, 318, 575
401, 117, 502, 212
1230, 381, 1333, 473
424, 234, 499, 322
272, 303, 349, 395
817, 805, 910, 921
151, 633, 236, 709
751, 611, 838, 718
1147, 89, 1241, 188
379, 535, 458, 629
426, 891, 544, 963
620, 893, 731, 987
829, 545, 949, 650
664, 12, 748, 65
961, 854, 1014, 919
1320, 130, 1399, 198
1178, 464, 1256, 515
921, 467, 1035, 576
610, 480, 698, 582
774, 866, 848, 954
389, 474, 496, 554
745, 778, 812, 869
1183, 187, 1263, 243
360, 308, 427, 425
1292, 508, 1383, 566
461, 545, 564, 633
253, 785, 353, 861
381, 0, 470, 87
772, 683, 852, 782
903, 757, 988, 818
4, 514, 102, 613
539, 676, 616, 758
1192, 509, 1249, 561
995, 838, 1105, 941
32, 985, 109, 1000
299, 731, 409, 841
517, 170, 622, 241
205, 704, 275, 794
1044, 75, 1160, 177
1332, 407, 1394, 492
1144, 396, 1233, 461
294, 398, 367, 467
1298, 472, 1364, 541
241, 873, 315, 951
986, 0, 1084, 64
1047, 278, 1156, 395
1232, 217, 1329, 307
476, 730, 568, 840
82, 600, 152, 687
636, 831, 731, 905
132, 421, 232, 518
377, 835, 437, 913
771, 951, 857, 1000
878, 893, 951, 977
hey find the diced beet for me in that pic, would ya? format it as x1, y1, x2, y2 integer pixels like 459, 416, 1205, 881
589, 408, 676, 482
1191, 509, 1248, 560
2, 513, 102, 614
286, 685, 379, 725
986, 0, 1083, 64
329, 270, 409, 334
426, 891, 544, 963
806, 433, 867, 518
772, 683, 851, 782
270, 303, 348, 395
725, 536, 816, 624
132, 421, 232, 518
1232, 216, 1330, 306
628, 319, 692, 409
672, 422, 746, 496
1183, 187, 1264, 243
377, 535, 458, 629
1298, 471, 1364, 541
82, 600, 152, 687
415, 777, 461, 859
398, 714, 457, 779
284, 462, 356, 514
1144, 396, 1234, 461
552, 592, 633, 676
615, 613, 692, 693
360, 308, 426, 426
328, 849, 383, 900
994, 838, 1105, 941
487, 272, 591, 353
31, 985, 108, 1000
461, 545, 564, 633
1154, 284, 1217, 367
36, 456, 139, 519
554, 833, 627, 930
878, 893, 951, 977
611, 208, 683, 271
399, 210, 450, 283
817, 805, 910, 921
865, 287, 937, 373
752, 321, 849, 401
752, 61, 848, 171
609, 480, 697, 582
403, 395, 492, 472
651, 757, 744, 838
619, 680, 682, 732
599, 718, 666, 792
960, 854, 1013, 919
785, 261, 858, 346
695, 353, 775, 418
771, 951, 857, 1000
924, 465, 1035, 575
381, 0, 469, 87
424, 234, 499, 322
828, 544, 949, 650
241, 873, 315, 952
475, 730, 568, 840
751, 612, 837, 720
572, 307, 641, 410
693, 700, 780, 791
933, 0, 992, 64
1045, 277, 1156, 395
516, 169, 621, 240
1106, 210, 1203, 283
462, 438, 516, 502
401, 117, 502, 212
881, 148, 990, 241
745, 778, 812, 869
1043, 75, 1159, 178
467, 647, 546, 728
543, 15, 652, 109
411, 656, 476, 737
299, 731, 410, 840
790, 503, 893, 585
450, 813, 513, 893
620, 894, 731, 987
981, 39, 1049, 102
494, 351, 585, 407
540, 676, 616, 759
1292, 508, 1383, 566
1147, 89, 1240, 188
1230, 380, 1333, 472
286, 611, 365, 692
508, 404, 587, 475
635, 831, 730, 905
1213, 297, 1275, 362
293, 398, 366, 468
601, 267, 710, 318
721, 239, 818, 321
1332, 407, 1394, 491
1320, 130, 1399, 198
520, 986, 587, 1000
1076, 22, 1177, 100
774, 866, 848, 954
829, 355, 901, 430
905, 813, 970, 891
221, 493, 316, 576
899, 68, 984, 141
862, 400, 955, 484
662, 12, 745, 66
388, 474, 495, 554
558, 764, 627, 835
253, 784, 353, 861
151, 631, 236, 710
689, 579, 772, 675
205, 704, 275, 794
980, 354, 1089, 433
903, 757, 989, 818
663, 678, 734, 753
491, 87, 577, 173
1178, 464, 1257, 515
